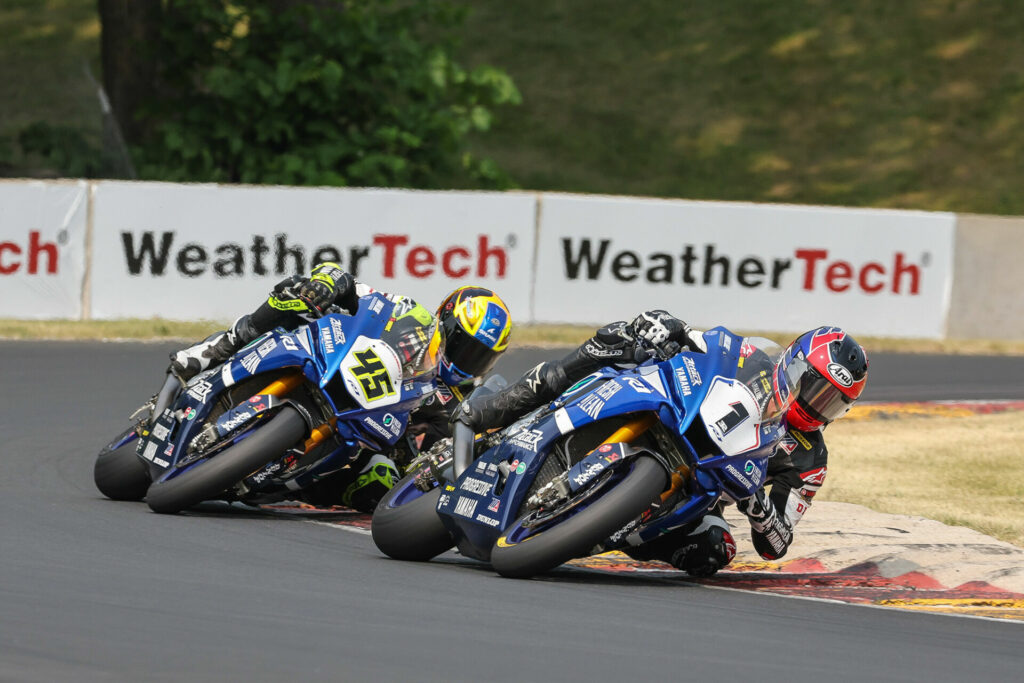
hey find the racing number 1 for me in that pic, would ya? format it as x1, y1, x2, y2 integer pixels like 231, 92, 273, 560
348, 349, 396, 402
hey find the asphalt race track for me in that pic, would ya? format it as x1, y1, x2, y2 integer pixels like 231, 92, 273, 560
3, 340, 1023, 681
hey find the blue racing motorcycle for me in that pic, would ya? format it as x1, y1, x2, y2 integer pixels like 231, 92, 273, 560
93, 293, 440, 514
371, 328, 794, 578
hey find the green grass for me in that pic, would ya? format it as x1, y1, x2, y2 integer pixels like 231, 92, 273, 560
455, 0, 1024, 214
0, 0, 101, 173
3, 0, 1024, 213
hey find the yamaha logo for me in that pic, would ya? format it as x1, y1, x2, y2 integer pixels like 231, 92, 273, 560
827, 362, 854, 387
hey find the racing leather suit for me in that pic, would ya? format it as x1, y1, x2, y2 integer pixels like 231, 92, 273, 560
454, 312, 826, 575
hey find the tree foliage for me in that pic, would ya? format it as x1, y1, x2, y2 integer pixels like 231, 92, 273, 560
135, 0, 520, 188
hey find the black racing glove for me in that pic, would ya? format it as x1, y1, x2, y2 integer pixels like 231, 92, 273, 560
736, 488, 793, 560
631, 310, 703, 355
582, 321, 651, 364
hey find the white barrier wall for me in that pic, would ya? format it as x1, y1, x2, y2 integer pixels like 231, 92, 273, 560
90, 182, 536, 321
0, 180, 981, 339
533, 195, 957, 337
0, 180, 88, 319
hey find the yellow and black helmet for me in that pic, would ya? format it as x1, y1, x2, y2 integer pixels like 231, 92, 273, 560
436, 286, 512, 386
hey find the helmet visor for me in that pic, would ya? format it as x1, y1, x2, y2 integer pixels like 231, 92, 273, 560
442, 321, 502, 379
796, 367, 855, 424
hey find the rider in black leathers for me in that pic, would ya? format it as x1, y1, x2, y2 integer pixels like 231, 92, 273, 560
170, 262, 512, 511
453, 311, 868, 576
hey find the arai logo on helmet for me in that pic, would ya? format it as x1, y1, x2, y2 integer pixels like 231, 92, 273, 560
827, 362, 854, 387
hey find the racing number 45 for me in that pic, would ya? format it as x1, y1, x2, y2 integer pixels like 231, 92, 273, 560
347, 349, 396, 402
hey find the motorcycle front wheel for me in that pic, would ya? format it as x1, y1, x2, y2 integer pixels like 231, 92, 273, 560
145, 407, 306, 514
490, 455, 666, 579
94, 430, 150, 501
371, 475, 454, 562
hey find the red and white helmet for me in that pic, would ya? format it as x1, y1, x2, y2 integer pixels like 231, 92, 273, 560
775, 327, 868, 431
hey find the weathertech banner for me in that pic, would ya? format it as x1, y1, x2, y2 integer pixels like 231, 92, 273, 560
533, 194, 956, 338
0, 180, 88, 319
90, 182, 536, 321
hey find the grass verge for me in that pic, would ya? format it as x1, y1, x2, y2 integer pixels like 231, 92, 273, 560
822, 409, 1024, 547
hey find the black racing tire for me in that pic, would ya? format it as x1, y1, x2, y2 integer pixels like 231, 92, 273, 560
490, 456, 667, 579
94, 439, 151, 501
371, 477, 453, 562
145, 407, 306, 514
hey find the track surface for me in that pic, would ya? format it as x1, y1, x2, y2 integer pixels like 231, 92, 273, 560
3, 341, 1023, 681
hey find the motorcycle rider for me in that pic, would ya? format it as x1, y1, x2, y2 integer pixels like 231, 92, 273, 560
453, 311, 868, 576
170, 262, 512, 511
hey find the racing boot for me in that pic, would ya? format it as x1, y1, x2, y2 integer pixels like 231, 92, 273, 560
453, 321, 647, 433
625, 511, 736, 577
169, 315, 260, 381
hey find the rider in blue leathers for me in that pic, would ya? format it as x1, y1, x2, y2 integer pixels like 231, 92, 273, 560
453, 311, 868, 576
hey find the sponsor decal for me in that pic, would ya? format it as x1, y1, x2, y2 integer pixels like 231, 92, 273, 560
572, 462, 605, 487
725, 464, 753, 488
330, 317, 346, 345
0, 230, 60, 275
454, 496, 478, 518
623, 377, 652, 394
438, 493, 451, 507
142, 442, 157, 461
598, 444, 613, 453
381, 413, 402, 436
802, 466, 827, 486
256, 337, 278, 357
778, 434, 798, 454
282, 336, 298, 352
675, 368, 692, 396
515, 461, 526, 475
151, 424, 170, 441
596, 381, 622, 400
560, 238, 927, 295
792, 429, 812, 450
579, 394, 604, 419
744, 459, 763, 482
509, 429, 544, 452
827, 362, 854, 387
219, 411, 254, 433
487, 498, 500, 512
153, 456, 170, 467
321, 327, 335, 354
250, 460, 284, 485
164, 444, 174, 456
187, 380, 214, 402
602, 451, 622, 464
369, 298, 384, 314
241, 351, 260, 373
361, 417, 393, 440
683, 357, 702, 386
116, 232, 510, 281
460, 477, 492, 495
185, 408, 197, 421
475, 514, 500, 527
562, 373, 601, 396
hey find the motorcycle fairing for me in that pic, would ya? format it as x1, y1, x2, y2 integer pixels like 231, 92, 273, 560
138, 293, 433, 492
432, 326, 789, 561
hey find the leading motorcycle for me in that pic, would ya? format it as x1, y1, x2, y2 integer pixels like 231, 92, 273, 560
371, 327, 794, 578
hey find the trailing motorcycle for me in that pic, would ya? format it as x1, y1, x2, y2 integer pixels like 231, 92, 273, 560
371, 327, 794, 578
93, 293, 440, 514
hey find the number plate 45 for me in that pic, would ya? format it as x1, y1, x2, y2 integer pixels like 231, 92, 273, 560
342, 336, 404, 409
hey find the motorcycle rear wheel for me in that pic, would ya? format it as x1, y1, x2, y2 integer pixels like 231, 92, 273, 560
94, 436, 150, 501
372, 477, 453, 561
145, 407, 306, 514
490, 455, 666, 579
